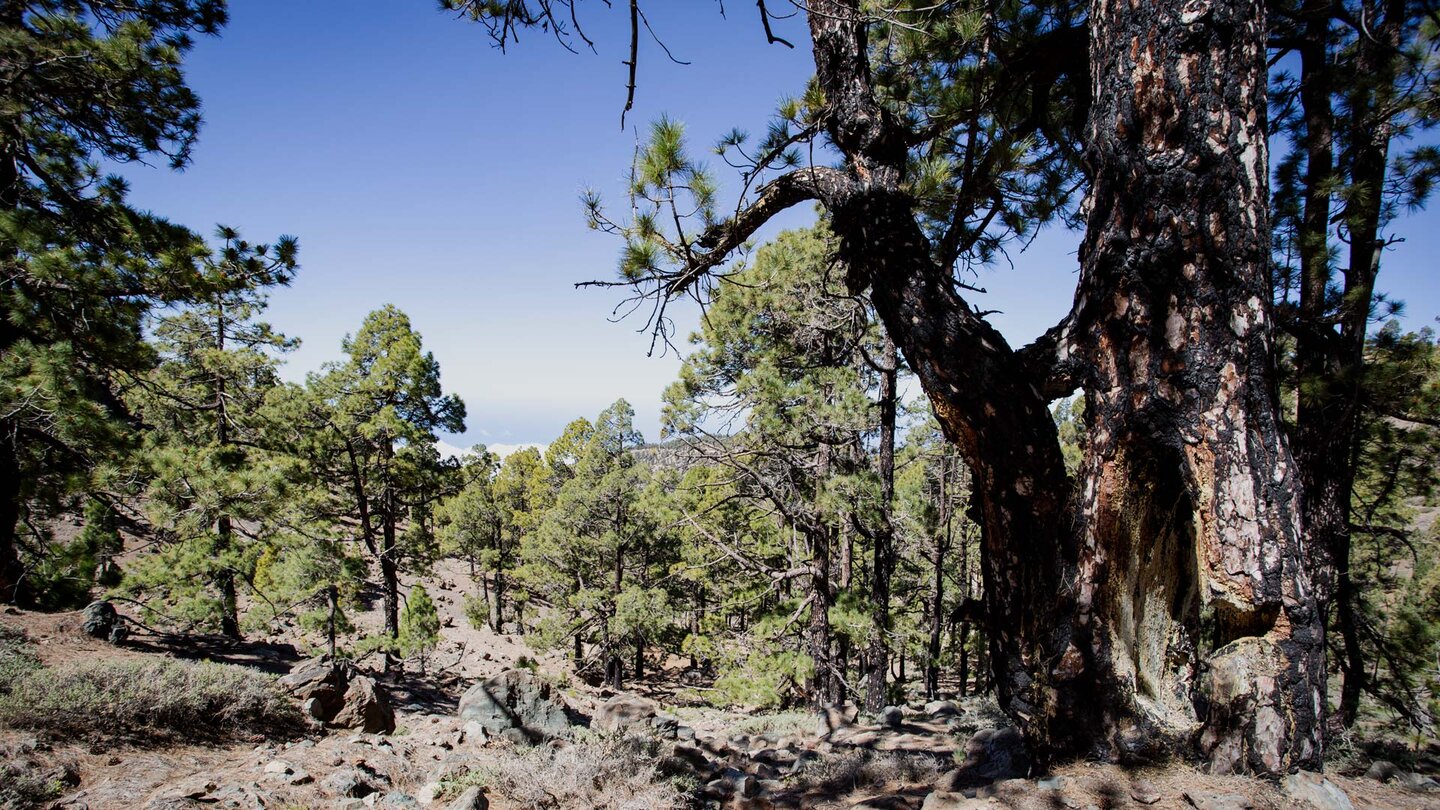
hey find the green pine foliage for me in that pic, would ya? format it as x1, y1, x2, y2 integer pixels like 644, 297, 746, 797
399, 584, 442, 673
0, 0, 233, 603
117, 229, 297, 635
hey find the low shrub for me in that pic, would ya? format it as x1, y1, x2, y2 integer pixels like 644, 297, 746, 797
791, 749, 945, 796
0, 758, 68, 810
0, 656, 298, 739
464, 734, 692, 809
462, 593, 489, 631
735, 710, 814, 739
0, 624, 41, 691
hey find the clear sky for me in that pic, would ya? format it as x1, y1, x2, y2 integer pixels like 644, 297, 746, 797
119, 1, 1440, 451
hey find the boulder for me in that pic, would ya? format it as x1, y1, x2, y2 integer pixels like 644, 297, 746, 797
1282, 771, 1353, 810
594, 694, 660, 733
458, 669, 572, 742
879, 706, 905, 728
81, 600, 118, 640
278, 657, 349, 720
925, 700, 960, 718
957, 727, 1028, 781
331, 675, 397, 735
1364, 760, 1400, 783
1399, 772, 1440, 791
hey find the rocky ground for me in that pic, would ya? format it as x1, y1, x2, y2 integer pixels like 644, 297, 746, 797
1, 563, 1438, 810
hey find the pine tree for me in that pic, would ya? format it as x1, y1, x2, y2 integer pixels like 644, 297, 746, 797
398, 583, 442, 674
119, 228, 296, 637
0, 0, 228, 603
1268, 0, 1440, 729
437, 447, 509, 629
274, 306, 464, 665
519, 399, 671, 688
664, 225, 889, 706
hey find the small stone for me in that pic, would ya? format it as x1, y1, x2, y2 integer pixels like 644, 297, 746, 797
322, 768, 375, 799
163, 777, 217, 799
1283, 771, 1353, 810
1182, 791, 1253, 810
1364, 761, 1399, 782
920, 791, 992, 809
1130, 779, 1162, 805
445, 786, 488, 810
262, 760, 293, 775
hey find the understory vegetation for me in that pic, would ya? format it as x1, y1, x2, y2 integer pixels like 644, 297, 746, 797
441, 734, 693, 810
0, 623, 296, 739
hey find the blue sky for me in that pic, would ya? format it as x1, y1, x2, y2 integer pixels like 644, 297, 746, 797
120, 1, 1440, 449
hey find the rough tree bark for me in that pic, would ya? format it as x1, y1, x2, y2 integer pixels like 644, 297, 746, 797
1069, 0, 1325, 770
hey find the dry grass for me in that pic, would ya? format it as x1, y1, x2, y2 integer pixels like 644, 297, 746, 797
0, 655, 298, 739
734, 709, 814, 739
790, 748, 946, 796
454, 733, 694, 809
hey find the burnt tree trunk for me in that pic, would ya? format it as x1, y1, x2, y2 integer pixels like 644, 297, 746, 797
1071, 0, 1324, 771
805, 0, 1090, 759
865, 335, 899, 712
805, 0, 1324, 771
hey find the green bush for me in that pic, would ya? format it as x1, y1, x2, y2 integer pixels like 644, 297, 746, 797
0, 656, 298, 738
462, 593, 489, 631
0, 757, 71, 810
0, 623, 41, 697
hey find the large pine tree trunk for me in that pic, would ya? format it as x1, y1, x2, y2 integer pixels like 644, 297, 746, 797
1072, 0, 1324, 772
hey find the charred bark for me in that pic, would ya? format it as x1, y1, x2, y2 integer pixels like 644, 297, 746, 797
1073, 0, 1324, 771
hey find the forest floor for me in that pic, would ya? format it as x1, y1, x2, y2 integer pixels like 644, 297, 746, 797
1, 559, 1437, 810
